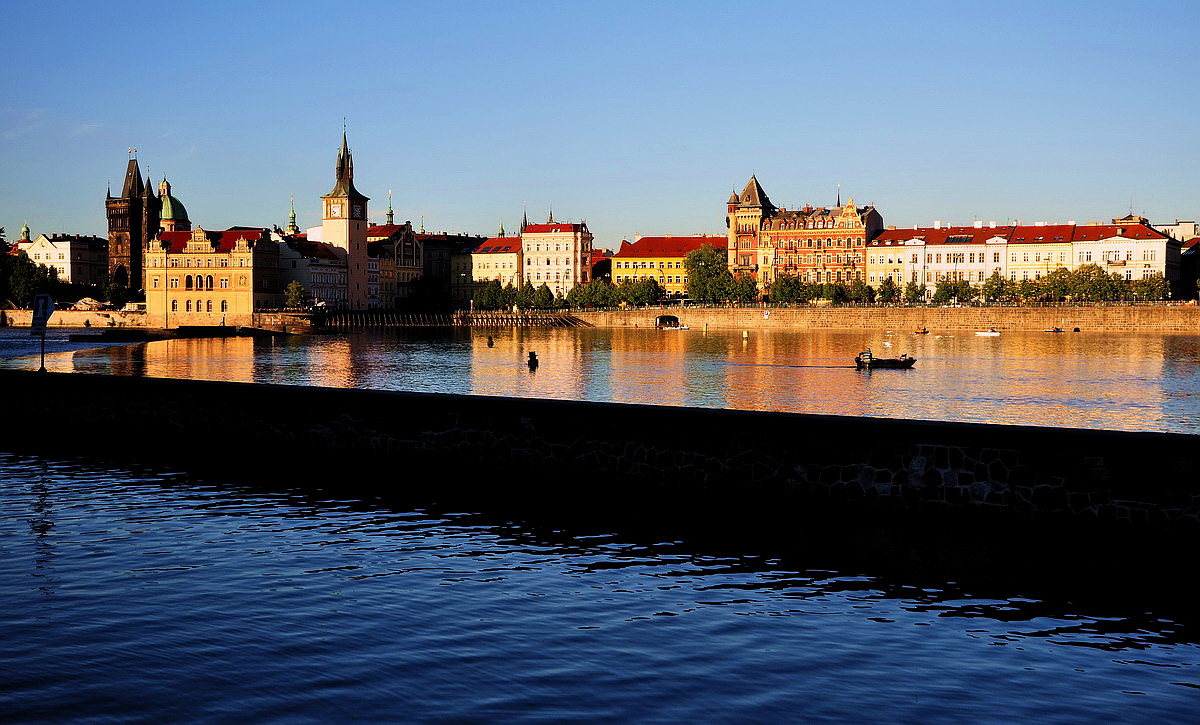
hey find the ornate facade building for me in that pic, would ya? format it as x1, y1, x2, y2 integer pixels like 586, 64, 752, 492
144, 226, 281, 327
726, 176, 884, 287
521, 211, 593, 296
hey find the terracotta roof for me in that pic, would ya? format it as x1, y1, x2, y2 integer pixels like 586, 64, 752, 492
157, 227, 267, 253
473, 237, 521, 254
367, 224, 405, 238
1070, 224, 1167, 242
869, 226, 1014, 247
612, 235, 724, 258
522, 223, 587, 234
1008, 225, 1075, 244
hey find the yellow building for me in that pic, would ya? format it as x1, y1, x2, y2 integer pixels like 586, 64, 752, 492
1006, 224, 1074, 282
145, 226, 281, 328
471, 235, 523, 287
610, 235, 724, 298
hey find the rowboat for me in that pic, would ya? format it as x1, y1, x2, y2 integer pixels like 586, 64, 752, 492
975, 329, 1001, 337
855, 349, 916, 370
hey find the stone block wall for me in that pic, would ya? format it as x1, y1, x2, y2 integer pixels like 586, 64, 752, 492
1, 370, 1197, 531
574, 305, 1200, 332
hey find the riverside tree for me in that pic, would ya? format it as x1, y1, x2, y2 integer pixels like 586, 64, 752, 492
903, 281, 927, 303
5, 251, 59, 308
684, 245, 734, 303
532, 283, 554, 309
876, 278, 900, 303
284, 280, 307, 308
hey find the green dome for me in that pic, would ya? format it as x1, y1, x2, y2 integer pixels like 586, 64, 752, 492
160, 194, 189, 222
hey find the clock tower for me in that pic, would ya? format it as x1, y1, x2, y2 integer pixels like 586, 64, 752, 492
322, 131, 370, 309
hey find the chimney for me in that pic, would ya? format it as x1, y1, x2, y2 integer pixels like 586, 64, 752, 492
989, 221, 997, 228
1068, 220, 1076, 225
1035, 221, 1045, 227
933, 220, 942, 229
973, 220, 983, 228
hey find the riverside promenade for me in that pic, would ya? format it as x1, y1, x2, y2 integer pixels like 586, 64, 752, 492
2, 369, 1197, 533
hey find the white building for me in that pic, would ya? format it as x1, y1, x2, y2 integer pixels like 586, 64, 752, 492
274, 231, 349, 308
1153, 219, 1198, 242
18, 230, 108, 285
1071, 222, 1178, 283
520, 216, 593, 295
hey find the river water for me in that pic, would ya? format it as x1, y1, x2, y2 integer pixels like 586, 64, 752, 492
2, 327, 1199, 721
2, 453, 1198, 722
3, 326, 1199, 433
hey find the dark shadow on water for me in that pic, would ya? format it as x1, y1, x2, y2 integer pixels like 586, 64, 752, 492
8, 448, 1196, 648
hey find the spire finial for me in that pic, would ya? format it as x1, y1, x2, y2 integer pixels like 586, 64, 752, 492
386, 189, 394, 226
419, 215, 425, 234
498, 219, 505, 237
837, 183, 841, 207
547, 203, 554, 224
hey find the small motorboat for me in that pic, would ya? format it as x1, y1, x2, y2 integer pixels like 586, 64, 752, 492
1043, 327, 1064, 333
661, 325, 689, 331
913, 327, 929, 335
975, 329, 1001, 337
855, 349, 916, 370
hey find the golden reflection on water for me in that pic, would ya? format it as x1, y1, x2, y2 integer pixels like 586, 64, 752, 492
24, 328, 1200, 434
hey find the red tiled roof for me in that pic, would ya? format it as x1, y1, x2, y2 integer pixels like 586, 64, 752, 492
157, 227, 266, 253
523, 223, 586, 234
869, 226, 1014, 247
1070, 224, 1167, 242
1008, 225, 1075, 244
367, 224, 405, 238
473, 237, 521, 254
612, 235, 724, 258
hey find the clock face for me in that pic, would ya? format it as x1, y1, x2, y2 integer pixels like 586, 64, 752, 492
330, 204, 342, 218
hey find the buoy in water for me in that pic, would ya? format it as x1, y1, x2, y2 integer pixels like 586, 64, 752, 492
528, 351, 539, 371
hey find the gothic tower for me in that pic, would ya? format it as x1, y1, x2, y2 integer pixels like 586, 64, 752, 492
105, 155, 160, 290
726, 175, 776, 274
321, 131, 370, 309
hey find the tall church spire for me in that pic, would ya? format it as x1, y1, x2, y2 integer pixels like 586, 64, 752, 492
498, 219, 506, 237
286, 193, 299, 235
521, 203, 528, 233
547, 203, 554, 224
386, 189, 394, 225
837, 183, 841, 207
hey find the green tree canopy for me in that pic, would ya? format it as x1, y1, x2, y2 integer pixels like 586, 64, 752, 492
876, 277, 899, 303
284, 280, 307, 308
532, 283, 554, 309
684, 245, 734, 303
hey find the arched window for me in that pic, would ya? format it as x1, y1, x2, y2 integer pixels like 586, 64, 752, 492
206, 275, 214, 290
206, 300, 213, 312
171, 300, 178, 312
186, 300, 192, 312
221, 300, 228, 312
196, 299, 202, 311
185, 275, 193, 290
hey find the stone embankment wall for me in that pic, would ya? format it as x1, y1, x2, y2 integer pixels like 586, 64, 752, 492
2, 370, 1196, 531
575, 305, 1200, 332
1, 309, 149, 328
1, 309, 310, 332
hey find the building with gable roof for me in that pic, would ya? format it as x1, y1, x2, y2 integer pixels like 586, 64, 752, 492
471, 234, 523, 290
1069, 219, 1179, 288
611, 235, 725, 297
273, 229, 348, 308
144, 226, 281, 327
18, 232, 109, 285
726, 176, 884, 288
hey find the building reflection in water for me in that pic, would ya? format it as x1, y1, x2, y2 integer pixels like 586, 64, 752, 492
24, 328, 1200, 434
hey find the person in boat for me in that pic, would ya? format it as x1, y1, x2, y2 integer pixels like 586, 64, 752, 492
988, 328, 997, 333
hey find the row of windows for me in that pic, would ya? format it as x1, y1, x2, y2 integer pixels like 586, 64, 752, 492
171, 299, 229, 312
775, 254, 862, 265
616, 275, 687, 284
770, 238, 865, 248
614, 260, 685, 269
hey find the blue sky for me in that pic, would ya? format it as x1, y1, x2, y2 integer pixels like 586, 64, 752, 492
2, 0, 1197, 248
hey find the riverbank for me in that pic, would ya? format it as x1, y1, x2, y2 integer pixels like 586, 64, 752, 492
1, 309, 311, 332
573, 305, 1200, 332
2, 369, 1197, 532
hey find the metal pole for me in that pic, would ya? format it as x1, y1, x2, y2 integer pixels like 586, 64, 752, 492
39, 328, 46, 373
